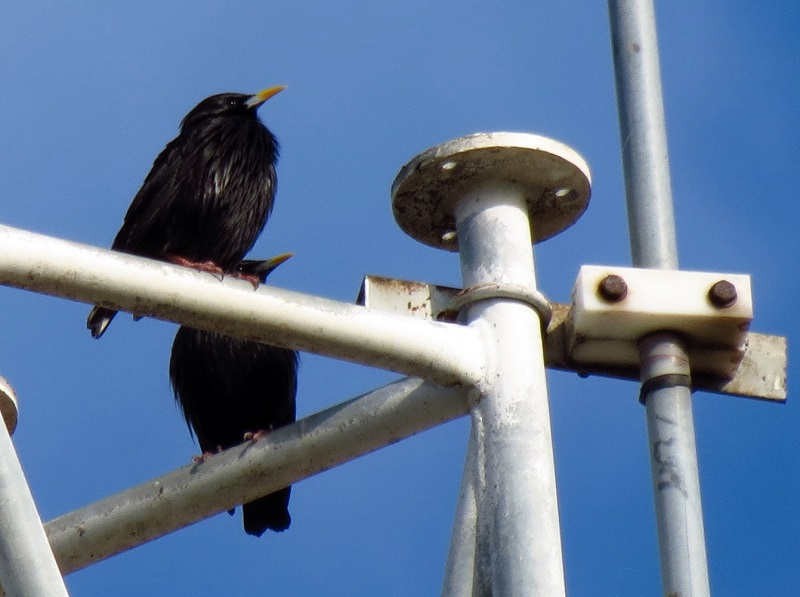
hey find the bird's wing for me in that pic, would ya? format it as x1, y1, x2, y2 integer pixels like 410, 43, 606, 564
110, 135, 190, 253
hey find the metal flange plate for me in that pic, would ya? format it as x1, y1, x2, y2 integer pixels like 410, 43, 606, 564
391, 132, 592, 251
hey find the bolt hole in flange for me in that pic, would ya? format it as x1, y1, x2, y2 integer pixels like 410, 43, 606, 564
554, 187, 573, 198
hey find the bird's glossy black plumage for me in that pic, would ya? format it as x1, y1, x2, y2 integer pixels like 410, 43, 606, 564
169, 256, 298, 536
87, 87, 285, 338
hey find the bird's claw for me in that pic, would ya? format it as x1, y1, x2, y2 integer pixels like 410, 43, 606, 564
191, 451, 217, 463
191, 445, 223, 463
230, 271, 261, 290
167, 256, 226, 281
244, 430, 269, 442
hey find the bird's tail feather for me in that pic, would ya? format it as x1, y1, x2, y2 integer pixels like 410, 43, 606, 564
242, 487, 292, 537
87, 306, 117, 339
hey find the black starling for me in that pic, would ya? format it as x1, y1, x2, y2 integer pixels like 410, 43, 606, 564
87, 86, 285, 338
169, 255, 298, 536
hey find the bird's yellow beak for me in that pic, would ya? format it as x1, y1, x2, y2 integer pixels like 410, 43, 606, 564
246, 85, 287, 109
266, 252, 294, 269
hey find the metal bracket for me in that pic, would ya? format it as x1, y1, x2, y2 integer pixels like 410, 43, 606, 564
357, 274, 786, 402
569, 265, 753, 380
438, 283, 552, 330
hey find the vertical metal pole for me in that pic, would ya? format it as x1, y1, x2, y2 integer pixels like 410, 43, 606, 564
441, 426, 479, 597
455, 180, 565, 596
392, 133, 588, 597
0, 422, 70, 596
608, 1, 711, 595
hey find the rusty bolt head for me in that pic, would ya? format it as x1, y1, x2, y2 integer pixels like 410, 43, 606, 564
597, 274, 628, 303
708, 280, 737, 308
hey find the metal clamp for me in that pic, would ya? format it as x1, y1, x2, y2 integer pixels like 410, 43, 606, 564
439, 282, 552, 329
638, 373, 693, 405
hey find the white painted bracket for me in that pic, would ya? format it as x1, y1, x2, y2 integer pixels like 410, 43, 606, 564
357, 274, 786, 402
568, 266, 753, 379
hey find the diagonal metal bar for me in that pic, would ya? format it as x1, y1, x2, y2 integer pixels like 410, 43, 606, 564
441, 424, 479, 597
0, 413, 70, 596
44, 377, 475, 576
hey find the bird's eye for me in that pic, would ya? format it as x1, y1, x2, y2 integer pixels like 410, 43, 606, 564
228, 99, 237, 107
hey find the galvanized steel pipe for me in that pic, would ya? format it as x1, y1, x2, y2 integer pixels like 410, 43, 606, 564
0, 224, 484, 388
609, 0, 712, 594
441, 424, 479, 597
0, 419, 70, 596
45, 378, 474, 575
455, 181, 565, 596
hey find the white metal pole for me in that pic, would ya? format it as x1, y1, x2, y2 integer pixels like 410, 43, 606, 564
45, 378, 473, 576
391, 132, 590, 597
0, 224, 484, 389
0, 420, 70, 596
608, 0, 711, 594
441, 425, 479, 597
455, 180, 565, 596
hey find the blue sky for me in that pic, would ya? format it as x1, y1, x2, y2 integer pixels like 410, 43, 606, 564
0, 1, 798, 595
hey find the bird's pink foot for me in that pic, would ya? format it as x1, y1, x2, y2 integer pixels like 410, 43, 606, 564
167, 256, 225, 281
191, 451, 217, 463
244, 430, 269, 442
230, 271, 261, 290
191, 445, 223, 463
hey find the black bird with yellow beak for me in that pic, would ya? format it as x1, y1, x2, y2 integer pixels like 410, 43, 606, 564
169, 254, 299, 536
88, 86, 286, 338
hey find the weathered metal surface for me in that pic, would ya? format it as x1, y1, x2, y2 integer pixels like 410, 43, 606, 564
391, 132, 592, 251
358, 275, 787, 402
0, 224, 485, 389
0, 377, 18, 435
45, 379, 474, 576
